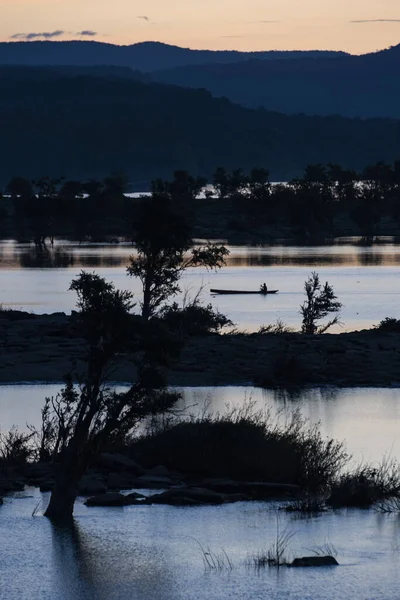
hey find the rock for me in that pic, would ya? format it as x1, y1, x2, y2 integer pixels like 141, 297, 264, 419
146, 465, 171, 477
290, 556, 339, 567
85, 493, 128, 507
0, 478, 25, 492
107, 471, 137, 490
146, 487, 225, 506
125, 492, 146, 505
79, 475, 107, 495
137, 475, 175, 488
221, 493, 248, 503
24, 462, 54, 480
95, 453, 145, 475
39, 480, 54, 492
196, 479, 300, 499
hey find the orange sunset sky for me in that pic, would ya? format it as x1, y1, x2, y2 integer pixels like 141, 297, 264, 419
1, 0, 399, 54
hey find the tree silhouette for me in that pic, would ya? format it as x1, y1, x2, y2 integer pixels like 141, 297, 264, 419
127, 190, 228, 320
300, 272, 342, 334
43, 272, 179, 522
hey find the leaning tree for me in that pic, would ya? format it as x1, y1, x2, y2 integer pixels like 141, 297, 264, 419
43, 271, 179, 522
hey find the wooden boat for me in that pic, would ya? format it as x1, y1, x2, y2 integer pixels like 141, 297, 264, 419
210, 288, 278, 295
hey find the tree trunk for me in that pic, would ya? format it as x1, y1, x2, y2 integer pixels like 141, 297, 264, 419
44, 448, 87, 523
142, 279, 152, 321
44, 474, 79, 523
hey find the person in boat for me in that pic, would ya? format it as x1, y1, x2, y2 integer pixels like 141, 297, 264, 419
260, 283, 268, 293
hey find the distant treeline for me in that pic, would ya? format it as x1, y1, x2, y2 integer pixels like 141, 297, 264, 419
2, 162, 400, 242
1, 68, 400, 186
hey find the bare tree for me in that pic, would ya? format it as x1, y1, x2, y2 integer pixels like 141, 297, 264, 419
300, 272, 342, 334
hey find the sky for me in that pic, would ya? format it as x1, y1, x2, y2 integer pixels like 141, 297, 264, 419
1, 0, 400, 54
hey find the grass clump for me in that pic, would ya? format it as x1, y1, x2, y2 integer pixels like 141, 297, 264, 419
284, 495, 327, 514
328, 458, 400, 508
249, 518, 295, 569
195, 541, 233, 571
131, 405, 347, 491
258, 319, 294, 335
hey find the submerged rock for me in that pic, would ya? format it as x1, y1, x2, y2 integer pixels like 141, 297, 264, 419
79, 475, 107, 495
145, 487, 226, 506
290, 556, 339, 567
39, 480, 54, 492
195, 478, 300, 499
95, 453, 145, 475
85, 493, 128, 507
85, 491, 146, 507
136, 475, 175, 488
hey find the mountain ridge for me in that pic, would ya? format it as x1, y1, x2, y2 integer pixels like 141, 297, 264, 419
152, 43, 400, 118
0, 40, 349, 72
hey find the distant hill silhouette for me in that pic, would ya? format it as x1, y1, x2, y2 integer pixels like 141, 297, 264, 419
0, 64, 146, 81
0, 41, 347, 72
152, 44, 400, 118
0, 68, 399, 187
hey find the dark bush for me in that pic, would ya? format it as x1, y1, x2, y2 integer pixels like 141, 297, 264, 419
328, 460, 400, 508
158, 301, 232, 335
0, 427, 35, 466
131, 408, 347, 491
374, 317, 400, 333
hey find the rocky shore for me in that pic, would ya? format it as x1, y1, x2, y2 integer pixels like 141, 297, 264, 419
0, 452, 300, 507
1, 310, 400, 387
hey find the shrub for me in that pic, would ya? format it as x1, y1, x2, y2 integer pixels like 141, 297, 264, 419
284, 496, 327, 514
159, 300, 232, 335
300, 272, 342, 334
131, 406, 347, 491
0, 427, 35, 466
374, 317, 400, 333
328, 459, 400, 508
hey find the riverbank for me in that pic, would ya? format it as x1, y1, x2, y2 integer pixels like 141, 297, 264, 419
1, 310, 399, 386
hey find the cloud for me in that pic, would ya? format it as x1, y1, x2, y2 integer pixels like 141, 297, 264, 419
76, 30, 97, 37
350, 19, 400, 23
221, 35, 246, 38
137, 15, 150, 21
10, 30, 65, 40
260, 20, 280, 23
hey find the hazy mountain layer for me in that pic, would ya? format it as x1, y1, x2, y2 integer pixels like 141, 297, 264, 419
0, 68, 399, 186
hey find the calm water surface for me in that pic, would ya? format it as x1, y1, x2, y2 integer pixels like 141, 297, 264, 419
2, 241, 400, 599
1, 491, 400, 600
1, 385, 400, 465
1, 384, 400, 599
1, 240, 400, 331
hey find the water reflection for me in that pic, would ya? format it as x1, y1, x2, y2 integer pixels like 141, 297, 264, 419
271, 386, 341, 404
18, 248, 75, 269
51, 523, 97, 600
50, 518, 178, 600
3, 240, 400, 269
2, 489, 400, 600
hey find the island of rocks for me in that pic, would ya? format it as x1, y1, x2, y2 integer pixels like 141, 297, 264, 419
0, 310, 399, 387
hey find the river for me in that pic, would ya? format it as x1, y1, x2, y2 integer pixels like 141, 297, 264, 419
1, 383, 400, 599
1, 240, 400, 332
1, 240, 400, 599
